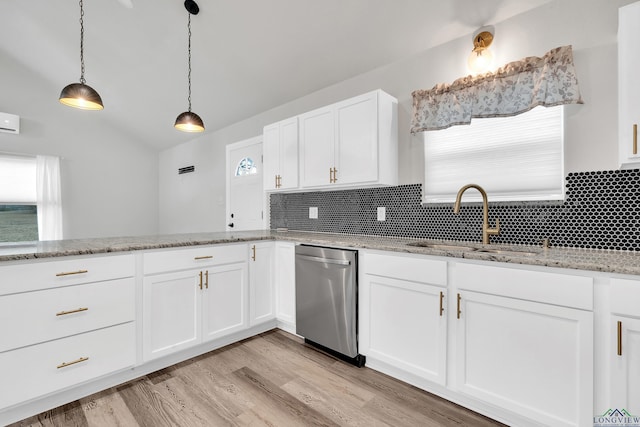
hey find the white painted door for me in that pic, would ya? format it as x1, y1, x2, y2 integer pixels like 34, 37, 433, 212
611, 316, 640, 416
299, 106, 334, 188
249, 242, 275, 326
226, 136, 264, 231
455, 290, 593, 427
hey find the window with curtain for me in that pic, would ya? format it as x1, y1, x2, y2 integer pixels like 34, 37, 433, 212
0, 154, 62, 242
423, 105, 564, 203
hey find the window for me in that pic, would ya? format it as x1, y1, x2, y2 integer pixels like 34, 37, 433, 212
235, 157, 257, 176
0, 155, 37, 242
0, 154, 62, 242
423, 106, 564, 203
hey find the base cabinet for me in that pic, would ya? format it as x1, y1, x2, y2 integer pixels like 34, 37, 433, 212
249, 242, 275, 326
455, 290, 593, 427
275, 242, 296, 333
360, 252, 447, 385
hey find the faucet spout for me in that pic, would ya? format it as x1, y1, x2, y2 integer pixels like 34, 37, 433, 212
453, 184, 500, 245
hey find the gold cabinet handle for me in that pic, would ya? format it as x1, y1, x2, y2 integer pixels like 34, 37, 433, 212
56, 270, 88, 277
57, 356, 89, 369
634, 124, 638, 155
329, 168, 333, 183
56, 307, 89, 317
251, 245, 256, 261
205, 270, 209, 289
618, 320, 623, 356
194, 255, 213, 260
199, 271, 203, 290
275, 174, 279, 188
457, 293, 462, 319
333, 167, 338, 183
439, 291, 445, 316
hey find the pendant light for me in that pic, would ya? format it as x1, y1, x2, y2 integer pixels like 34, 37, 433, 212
59, 0, 104, 110
175, 0, 205, 132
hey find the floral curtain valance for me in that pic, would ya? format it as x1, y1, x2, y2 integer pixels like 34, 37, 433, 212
410, 45, 583, 133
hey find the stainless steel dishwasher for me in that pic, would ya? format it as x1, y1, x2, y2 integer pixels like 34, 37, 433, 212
295, 245, 365, 366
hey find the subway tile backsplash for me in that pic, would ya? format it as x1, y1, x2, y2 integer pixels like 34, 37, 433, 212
270, 169, 640, 251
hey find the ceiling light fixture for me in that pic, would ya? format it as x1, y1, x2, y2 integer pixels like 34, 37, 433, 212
59, 0, 104, 110
174, 0, 205, 133
467, 28, 495, 74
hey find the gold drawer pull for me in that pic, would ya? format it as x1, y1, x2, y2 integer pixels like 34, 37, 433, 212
457, 293, 462, 319
57, 356, 89, 369
439, 291, 445, 316
56, 307, 89, 317
205, 270, 209, 289
56, 270, 88, 277
194, 256, 213, 260
618, 320, 623, 356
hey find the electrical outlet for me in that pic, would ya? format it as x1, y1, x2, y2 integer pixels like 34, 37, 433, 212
377, 206, 386, 221
309, 207, 318, 219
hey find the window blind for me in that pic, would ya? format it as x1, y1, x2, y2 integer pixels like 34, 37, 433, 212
423, 106, 564, 203
0, 155, 37, 204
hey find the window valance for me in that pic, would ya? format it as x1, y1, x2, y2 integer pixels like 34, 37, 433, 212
410, 45, 583, 133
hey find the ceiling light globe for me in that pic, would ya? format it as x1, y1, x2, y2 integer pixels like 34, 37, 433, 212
467, 48, 494, 74
59, 83, 104, 110
174, 111, 205, 132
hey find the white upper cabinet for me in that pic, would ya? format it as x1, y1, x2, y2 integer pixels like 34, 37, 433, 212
263, 117, 299, 191
299, 90, 398, 189
618, 2, 640, 168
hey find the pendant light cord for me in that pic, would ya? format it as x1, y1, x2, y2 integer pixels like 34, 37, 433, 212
79, 0, 86, 85
187, 13, 192, 112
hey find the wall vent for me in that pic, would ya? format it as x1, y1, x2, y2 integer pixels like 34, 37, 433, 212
178, 165, 195, 175
0, 112, 20, 134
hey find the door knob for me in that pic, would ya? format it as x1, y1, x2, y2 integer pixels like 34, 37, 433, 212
228, 223, 234, 228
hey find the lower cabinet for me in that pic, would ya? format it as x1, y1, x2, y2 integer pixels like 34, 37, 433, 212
610, 278, 640, 417
360, 251, 448, 385
249, 242, 275, 326
274, 241, 296, 333
142, 244, 248, 361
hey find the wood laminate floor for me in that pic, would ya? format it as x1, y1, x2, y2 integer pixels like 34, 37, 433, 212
11, 330, 506, 427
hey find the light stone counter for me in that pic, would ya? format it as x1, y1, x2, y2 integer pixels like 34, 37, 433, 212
1, 230, 639, 276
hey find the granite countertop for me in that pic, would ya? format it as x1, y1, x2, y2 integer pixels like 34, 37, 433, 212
1, 230, 639, 277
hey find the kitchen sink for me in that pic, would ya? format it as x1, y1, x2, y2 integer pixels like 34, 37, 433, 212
406, 242, 477, 251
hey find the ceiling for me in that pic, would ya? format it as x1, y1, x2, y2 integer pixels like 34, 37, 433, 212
0, 0, 551, 151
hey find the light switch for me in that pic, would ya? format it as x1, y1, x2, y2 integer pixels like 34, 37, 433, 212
309, 207, 318, 219
377, 206, 386, 221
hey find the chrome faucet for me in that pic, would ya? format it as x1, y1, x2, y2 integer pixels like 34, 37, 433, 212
453, 184, 500, 245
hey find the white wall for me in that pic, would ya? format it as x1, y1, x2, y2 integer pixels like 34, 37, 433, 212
0, 55, 159, 239
161, 0, 629, 232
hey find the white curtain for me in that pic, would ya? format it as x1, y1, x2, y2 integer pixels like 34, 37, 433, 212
36, 155, 63, 240
411, 45, 583, 133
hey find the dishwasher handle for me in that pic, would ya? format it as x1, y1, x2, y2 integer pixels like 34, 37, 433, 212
296, 254, 351, 266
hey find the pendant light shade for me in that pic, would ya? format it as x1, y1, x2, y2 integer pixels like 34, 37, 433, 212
174, 111, 205, 132
59, 0, 103, 110
59, 83, 104, 110
175, 1, 204, 132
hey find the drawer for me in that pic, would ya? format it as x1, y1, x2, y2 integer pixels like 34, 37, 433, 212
362, 251, 447, 286
144, 243, 247, 275
0, 322, 135, 410
455, 263, 593, 310
0, 254, 134, 296
610, 278, 640, 317
0, 278, 134, 353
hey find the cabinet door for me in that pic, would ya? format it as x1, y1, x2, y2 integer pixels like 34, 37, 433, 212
335, 92, 378, 185
201, 262, 248, 341
249, 243, 275, 325
263, 123, 281, 191
142, 270, 201, 361
361, 274, 447, 385
275, 242, 296, 332
619, 2, 640, 168
455, 291, 593, 427
279, 117, 299, 190
299, 106, 334, 188
611, 316, 640, 416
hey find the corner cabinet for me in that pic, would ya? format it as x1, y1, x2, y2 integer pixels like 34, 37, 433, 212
263, 117, 299, 191
618, 2, 640, 168
299, 90, 398, 189
142, 244, 248, 361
